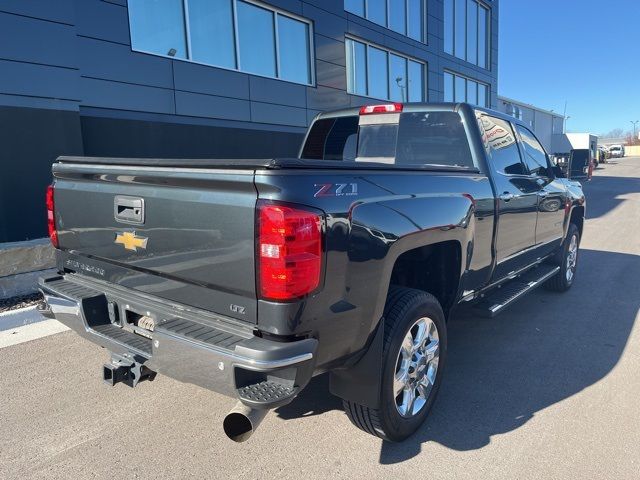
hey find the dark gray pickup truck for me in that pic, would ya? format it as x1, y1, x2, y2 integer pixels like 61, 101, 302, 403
39, 103, 586, 442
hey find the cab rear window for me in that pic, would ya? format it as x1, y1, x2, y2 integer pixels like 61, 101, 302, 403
301, 111, 476, 169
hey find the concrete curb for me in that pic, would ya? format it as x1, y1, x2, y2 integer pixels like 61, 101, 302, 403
0, 305, 47, 331
0, 238, 55, 277
0, 268, 56, 300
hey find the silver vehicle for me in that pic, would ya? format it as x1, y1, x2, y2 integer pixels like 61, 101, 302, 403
609, 145, 625, 158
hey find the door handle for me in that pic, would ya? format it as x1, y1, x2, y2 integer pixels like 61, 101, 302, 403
114, 195, 145, 224
499, 192, 515, 202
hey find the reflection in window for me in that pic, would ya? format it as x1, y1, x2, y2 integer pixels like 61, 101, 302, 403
367, 0, 387, 26
129, 0, 187, 59
444, 0, 490, 69
344, 0, 365, 16
478, 115, 527, 175
129, 0, 313, 85
346, 38, 426, 102
346, 39, 367, 96
277, 15, 311, 84
188, 0, 235, 68
516, 125, 549, 176
368, 47, 389, 100
407, 60, 424, 102
444, 71, 454, 102
455, 76, 466, 102
389, 0, 407, 35
389, 54, 408, 102
444, 70, 489, 107
345, 0, 427, 42
236, 2, 276, 77
408, 0, 424, 42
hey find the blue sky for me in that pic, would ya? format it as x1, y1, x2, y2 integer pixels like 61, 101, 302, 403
498, 0, 640, 135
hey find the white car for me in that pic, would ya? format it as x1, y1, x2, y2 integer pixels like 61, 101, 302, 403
609, 145, 625, 158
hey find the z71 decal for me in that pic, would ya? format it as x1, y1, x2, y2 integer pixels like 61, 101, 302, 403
314, 183, 358, 197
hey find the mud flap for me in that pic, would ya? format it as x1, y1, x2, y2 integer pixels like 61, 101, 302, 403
329, 319, 384, 409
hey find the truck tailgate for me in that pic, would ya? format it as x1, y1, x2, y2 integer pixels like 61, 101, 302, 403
52, 161, 258, 323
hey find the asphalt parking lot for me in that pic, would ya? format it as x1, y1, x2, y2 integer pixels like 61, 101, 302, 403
1, 157, 639, 479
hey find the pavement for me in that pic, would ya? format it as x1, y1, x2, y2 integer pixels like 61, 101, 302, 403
1, 157, 639, 479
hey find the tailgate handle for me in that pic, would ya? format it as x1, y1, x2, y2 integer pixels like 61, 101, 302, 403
114, 196, 144, 224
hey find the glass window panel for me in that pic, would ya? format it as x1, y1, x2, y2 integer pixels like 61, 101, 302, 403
187, 0, 235, 68
444, 0, 454, 54
466, 0, 478, 65
389, 0, 407, 35
408, 0, 424, 42
515, 125, 549, 176
367, 0, 387, 26
407, 60, 424, 102
467, 79, 477, 105
346, 39, 368, 96
278, 15, 310, 84
454, 0, 466, 59
444, 72, 454, 101
129, 0, 187, 59
367, 46, 388, 99
478, 5, 488, 68
479, 116, 527, 175
389, 54, 408, 102
455, 75, 466, 102
237, 1, 276, 77
396, 111, 475, 167
478, 83, 487, 107
345, 0, 365, 16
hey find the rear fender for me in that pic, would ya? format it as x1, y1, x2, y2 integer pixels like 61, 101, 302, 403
330, 194, 473, 408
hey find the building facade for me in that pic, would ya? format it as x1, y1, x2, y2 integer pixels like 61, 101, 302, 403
0, 0, 499, 243
497, 95, 565, 153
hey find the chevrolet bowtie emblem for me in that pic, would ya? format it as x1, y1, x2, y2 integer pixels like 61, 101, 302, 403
115, 231, 148, 251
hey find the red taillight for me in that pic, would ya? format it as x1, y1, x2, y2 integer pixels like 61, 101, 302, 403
46, 185, 58, 248
257, 201, 322, 300
359, 103, 403, 115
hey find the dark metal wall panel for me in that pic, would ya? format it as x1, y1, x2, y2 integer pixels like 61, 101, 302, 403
175, 91, 251, 122
0, 13, 78, 68
80, 77, 175, 114
74, 0, 130, 45
0, 60, 80, 101
249, 77, 307, 109
0, 0, 76, 25
77, 36, 174, 89
302, 3, 348, 41
316, 60, 347, 91
306, 85, 350, 111
314, 34, 346, 66
79, 115, 304, 159
173, 61, 250, 99
0, 106, 83, 242
250, 102, 307, 127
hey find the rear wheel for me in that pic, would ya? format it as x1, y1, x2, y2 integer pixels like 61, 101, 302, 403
343, 287, 447, 442
545, 223, 580, 292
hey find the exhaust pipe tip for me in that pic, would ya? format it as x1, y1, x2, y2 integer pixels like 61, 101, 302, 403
223, 402, 268, 443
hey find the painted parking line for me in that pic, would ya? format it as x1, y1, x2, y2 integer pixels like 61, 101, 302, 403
0, 319, 69, 349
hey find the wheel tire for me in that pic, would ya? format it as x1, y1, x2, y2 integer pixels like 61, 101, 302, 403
343, 287, 447, 442
545, 223, 580, 292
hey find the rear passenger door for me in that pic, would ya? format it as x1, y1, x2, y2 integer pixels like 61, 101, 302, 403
479, 115, 540, 280
514, 125, 567, 256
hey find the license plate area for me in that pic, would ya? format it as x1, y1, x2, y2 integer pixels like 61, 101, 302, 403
112, 302, 157, 340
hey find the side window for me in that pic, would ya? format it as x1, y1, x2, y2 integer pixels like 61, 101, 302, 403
301, 117, 359, 160
515, 125, 549, 177
477, 115, 528, 175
